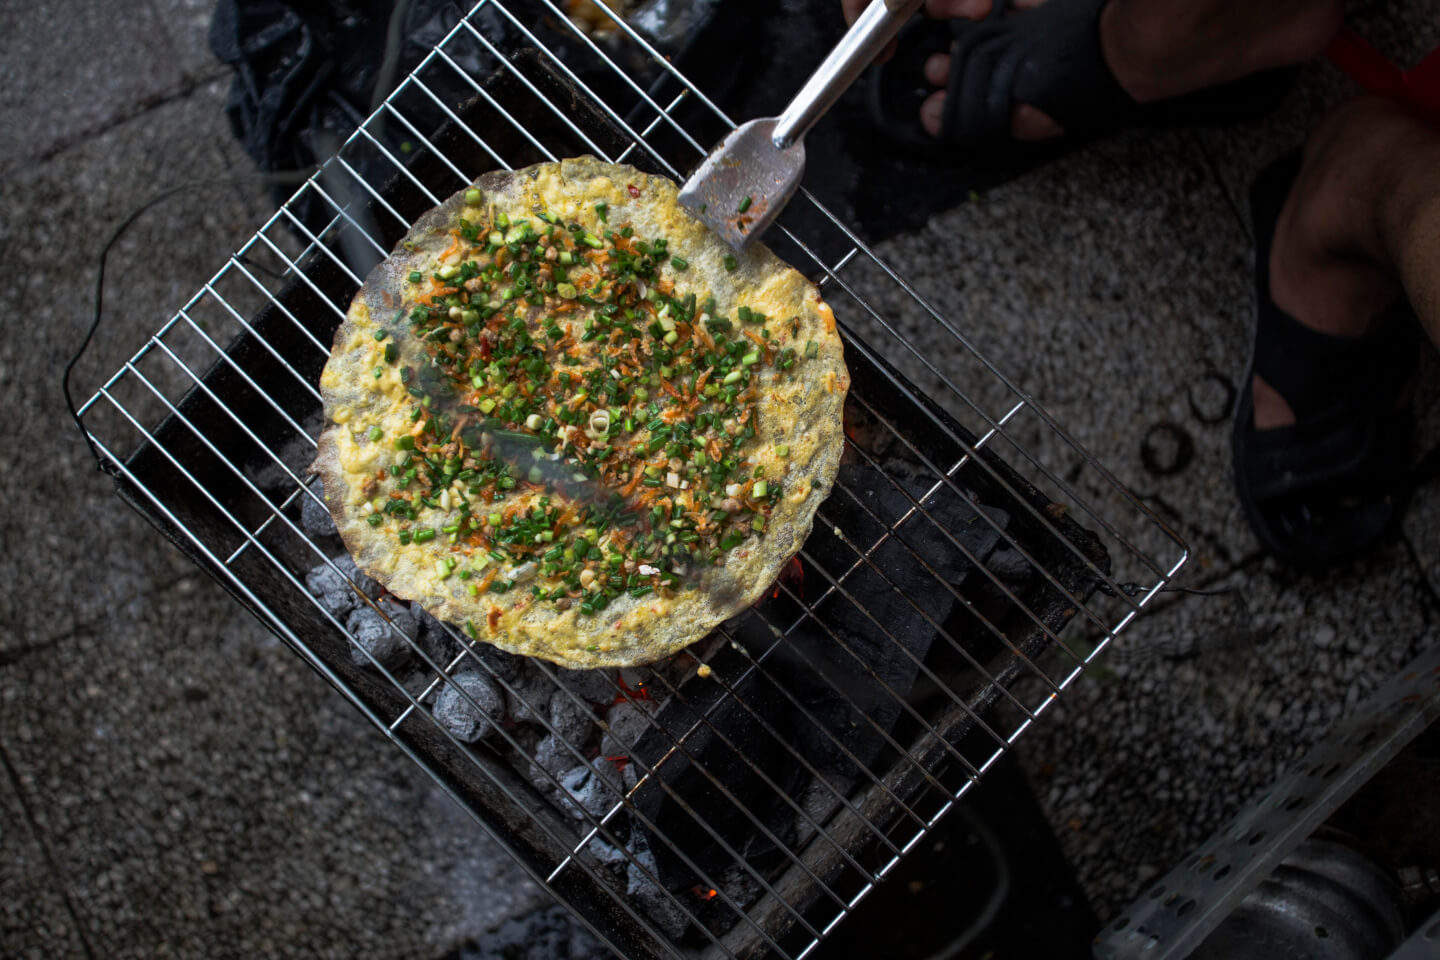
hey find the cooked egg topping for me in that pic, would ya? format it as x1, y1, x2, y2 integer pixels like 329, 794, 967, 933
355, 187, 819, 623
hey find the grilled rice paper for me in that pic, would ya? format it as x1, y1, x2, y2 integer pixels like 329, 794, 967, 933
316, 157, 848, 668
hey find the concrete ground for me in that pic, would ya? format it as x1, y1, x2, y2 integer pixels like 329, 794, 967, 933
3, 1, 1439, 958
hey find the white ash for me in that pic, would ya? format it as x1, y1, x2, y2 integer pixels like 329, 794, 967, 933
583, 836, 632, 869
344, 597, 418, 668
556, 757, 624, 820
528, 733, 578, 788
547, 692, 598, 748
433, 672, 505, 743
625, 832, 690, 940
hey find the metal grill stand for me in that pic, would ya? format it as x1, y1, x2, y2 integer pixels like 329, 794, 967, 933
76, 4, 1188, 957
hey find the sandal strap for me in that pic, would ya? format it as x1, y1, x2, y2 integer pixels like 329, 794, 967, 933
937, 0, 1134, 143
1009, 0, 1134, 134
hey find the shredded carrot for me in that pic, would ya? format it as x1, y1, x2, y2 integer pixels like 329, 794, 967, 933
410, 418, 428, 436
420, 285, 459, 305
440, 231, 463, 262
693, 325, 714, 351
619, 466, 644, 497
743, 330, 769, 353
692, 369, 711, 398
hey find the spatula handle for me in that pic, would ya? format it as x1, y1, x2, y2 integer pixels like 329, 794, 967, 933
771, 0, 926, 150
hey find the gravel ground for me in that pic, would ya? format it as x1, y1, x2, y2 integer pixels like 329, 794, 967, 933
5, 0, 1440, 955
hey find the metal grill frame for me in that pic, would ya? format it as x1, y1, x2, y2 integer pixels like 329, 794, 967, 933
75, 3, 1189, 957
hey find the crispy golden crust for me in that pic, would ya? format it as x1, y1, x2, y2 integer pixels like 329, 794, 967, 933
315, 158, 848, 668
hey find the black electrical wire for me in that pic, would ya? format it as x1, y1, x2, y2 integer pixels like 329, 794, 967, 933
63, 170, 314, 475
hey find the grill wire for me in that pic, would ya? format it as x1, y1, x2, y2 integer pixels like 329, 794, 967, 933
75, 2, 1189, 957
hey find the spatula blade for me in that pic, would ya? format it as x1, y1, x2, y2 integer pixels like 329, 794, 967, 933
679, 118, 806, 251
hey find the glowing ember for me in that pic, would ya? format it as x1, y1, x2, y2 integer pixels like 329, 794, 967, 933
767, 555, 805, 600
612, 672, 654, 705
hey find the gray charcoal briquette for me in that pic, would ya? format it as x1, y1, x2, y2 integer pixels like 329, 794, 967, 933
300, 480, 337, 539
344, 598, 417, 668
433, 672, 504, 742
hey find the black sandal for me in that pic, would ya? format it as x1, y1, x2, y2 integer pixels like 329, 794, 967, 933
869, 0, 1294, 152
1232, 151, 1419, 569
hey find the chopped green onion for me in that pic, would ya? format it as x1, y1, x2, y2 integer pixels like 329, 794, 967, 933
408, 271, 422, 283
594, 202, 608, 221
367, 425, 383, 441
738, 195, 752, 214
670, 256, 688, 271
775, 444, 790, 457
393, 435, 415, 450
413, 528, 436, 544
752, 480, 768, 498
804, 340, 818, 359
465, 187, 482, 205
722, 369, 743, 385
723, 254, 738, 272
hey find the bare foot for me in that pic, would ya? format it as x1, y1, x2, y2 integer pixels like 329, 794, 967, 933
919, 0, 1342, 140
1254, 97, 1440, 429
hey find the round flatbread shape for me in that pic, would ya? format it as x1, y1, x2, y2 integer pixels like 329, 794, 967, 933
316, 157, 848, 668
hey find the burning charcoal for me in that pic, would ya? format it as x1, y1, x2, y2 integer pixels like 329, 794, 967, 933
344, 598, 418, 668
305, 561, 359, 617
467, 642, 523, 683
557, 757, 624, 820
505, 665, 556, 725
600, 700, 655, 759
530, 734, 575, 785
432, 672, 504, 743
583, 836, 631, 870
625, 834, 690, 940
415, 613, 461, 666
300, 479, 337, 539
547, 693, 597, 749
553, 667, 616, 704
335, 554, 381, 598
986, 544, 1034, 585
307, 555, 382, 618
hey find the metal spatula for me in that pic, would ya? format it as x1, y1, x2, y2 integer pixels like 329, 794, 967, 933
679, 0, 925, 250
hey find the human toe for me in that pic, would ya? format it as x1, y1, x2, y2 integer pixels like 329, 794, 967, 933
920, 91, 946, 137
924, 52, 950, 86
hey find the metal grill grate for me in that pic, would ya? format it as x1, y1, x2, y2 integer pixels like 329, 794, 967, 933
75, 2, 1188, 957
